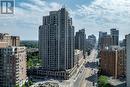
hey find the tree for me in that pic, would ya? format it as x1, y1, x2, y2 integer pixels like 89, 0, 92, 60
15, 84, 19, 87
22, 84, 26, 87
28, 80, 33, 86
98, 75, 109, 87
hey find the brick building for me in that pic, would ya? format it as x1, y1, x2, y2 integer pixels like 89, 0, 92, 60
100, 46, 126, 78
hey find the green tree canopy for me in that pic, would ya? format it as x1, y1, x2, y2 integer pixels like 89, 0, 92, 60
98, 75, 109, 87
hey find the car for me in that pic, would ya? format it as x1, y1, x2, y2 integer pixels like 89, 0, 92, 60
92, 82, 95, 86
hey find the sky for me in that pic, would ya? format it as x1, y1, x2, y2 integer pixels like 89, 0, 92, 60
0, 0, 130, 40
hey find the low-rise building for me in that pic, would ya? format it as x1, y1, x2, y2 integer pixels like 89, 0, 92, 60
74, 50, 84, 67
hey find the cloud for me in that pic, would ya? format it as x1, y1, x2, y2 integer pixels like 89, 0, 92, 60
29, 0, 46, 6
76, 0, 130, 22
0, 0, 130, 40
72, 0, 130, 39
0, 0, 61, 40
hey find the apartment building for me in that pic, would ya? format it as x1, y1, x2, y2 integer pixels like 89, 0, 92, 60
0, 46, 27, 87
75, 29, 86, 56
0, 33, 20, 46
39, 8, 76, 80
100, 46, 125, 79
126, 34, 130, 87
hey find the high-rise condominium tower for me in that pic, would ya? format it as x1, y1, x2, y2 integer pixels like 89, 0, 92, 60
39, 8, 75, 79
98, 31, 107, 50
110, 28, 119, 45
75, 29, 86, 56
126, 34, 130, 87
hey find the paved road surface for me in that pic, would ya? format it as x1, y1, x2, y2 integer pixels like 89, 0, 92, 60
85, 49, 98, 87
31, 48, 98, 87
73, 49, 98, 87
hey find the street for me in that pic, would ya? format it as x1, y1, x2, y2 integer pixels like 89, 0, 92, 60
31, 49, 98, 87
85, 49, 98, 87
74, 49, 98, 87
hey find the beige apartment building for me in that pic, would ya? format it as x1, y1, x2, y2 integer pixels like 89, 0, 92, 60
0, 33, 27, 87
0, 45, 27, 87
0, 33, 20, 46
0, 42, 8, 48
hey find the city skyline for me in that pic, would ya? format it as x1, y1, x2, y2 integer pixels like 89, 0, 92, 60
0, 0, 130, 40
0, 2, 129, 86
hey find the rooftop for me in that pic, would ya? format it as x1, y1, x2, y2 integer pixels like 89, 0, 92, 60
108, 77, 126, 87
104, 46, 125, 51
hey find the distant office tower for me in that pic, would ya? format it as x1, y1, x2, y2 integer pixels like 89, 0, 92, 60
75, 29, 86, 56
126, 34, 130, 87
0, 33, 20, 46
0, 46, 27, 87
110, 28, 119, 45
98, 31, 107, 49
39, 8, 76, 79
85, 34, 96, 54
85, 39, 93, 52
88, 34, 96, 46
100, 46, 125, 79
100, 35, 113, 49
120, 38, 126, 47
